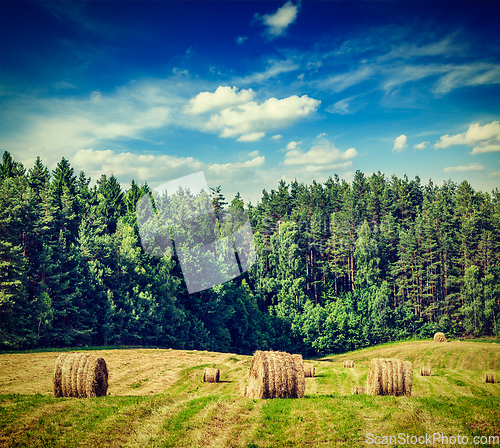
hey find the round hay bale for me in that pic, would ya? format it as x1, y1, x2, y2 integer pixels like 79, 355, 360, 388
352, 386, 366, 394
84, 356, 108, 397
367, 358, 410, 396
62, 353, 78, 398
483, 373, 496, 384
53, 353, 69, 398
304, 363, 315, 378
433, 332, 447, 343
203, 367, 220, 383
420, 366, 432, 376
343, 360, 354, 368
77, 354, 91, 397
403, 361, 413, 396
246, 351, 305, 399
292, 354, 305, 398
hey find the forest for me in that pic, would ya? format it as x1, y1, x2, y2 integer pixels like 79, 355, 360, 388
1, 150, 499, 355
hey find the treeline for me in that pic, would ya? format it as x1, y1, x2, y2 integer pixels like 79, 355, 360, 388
0, 151, 499, 354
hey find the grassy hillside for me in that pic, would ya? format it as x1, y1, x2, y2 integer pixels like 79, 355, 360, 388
1, 340, 499, 447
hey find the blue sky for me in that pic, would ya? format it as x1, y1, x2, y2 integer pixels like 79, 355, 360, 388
0, 0, 499, 204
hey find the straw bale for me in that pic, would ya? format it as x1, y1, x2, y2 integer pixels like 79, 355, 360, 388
343, 360, 354, 368
304, 363, 315, 378
84, 356, 108, 397
352, 386, 366, 394
433, 332, 447, 343
62, 353, 77, 398
393, 359, 403, 396
420, 366, 432, 376
246, 350, 305, 399
53, 353, 69, 398
367, 359, 381, 396
202, 367, 220, 383
403, 361, 413, 396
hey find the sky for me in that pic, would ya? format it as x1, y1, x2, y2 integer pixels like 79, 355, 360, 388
0, 0, 499, 204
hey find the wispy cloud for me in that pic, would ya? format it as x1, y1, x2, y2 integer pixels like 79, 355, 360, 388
443, 163, 485, 173
413, 141, 429, 150
236, 36, 248, 45
233, 59, 299, 85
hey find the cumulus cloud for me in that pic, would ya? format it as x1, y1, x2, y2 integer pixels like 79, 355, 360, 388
256, 1, 300, 37
443, 163, 485, 173
434, 121, 500, 154
413, 141, 429, 150
184, 86, 255, 114
283, 137, 357, 169
206, 94, 320, 139
392, 135, 408, 152
248, 150, 259, 157
271, 134, 283, 140
286, 141, 301, 150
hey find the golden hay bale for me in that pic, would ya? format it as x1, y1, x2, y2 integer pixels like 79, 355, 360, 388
303, 363, 315, 378
202, 367, 220, 383
420, 366, 432, 376
352, 386, 366, 394
54, 353, 108, 398
292, 354, 305, 398
53, 353, 69, 398
403, 361, 413, 396
367, 358, 412, 396
246, 351, 305, 399
433, 332, 447, 343
483, 373, 496, 384
343, 360, 354, 368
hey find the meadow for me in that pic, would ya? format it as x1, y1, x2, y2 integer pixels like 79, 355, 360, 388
0, 340, 499, 447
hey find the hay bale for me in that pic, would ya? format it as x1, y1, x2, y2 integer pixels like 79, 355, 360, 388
433, 332, 447, 343
343, 360, 354, 368
483, 373, 496, 384
367, 358, 412, 396
403, 361, 413, 396
303, 363, 315, 378
53, 353, 69, 398
352, 386, 366, 394
292, 354, 305, 398
84, 356, 108, 398
202, 367, 220, 383
420, 366, 432, 376
54, 353, 108, 398
246, 350, 305, 399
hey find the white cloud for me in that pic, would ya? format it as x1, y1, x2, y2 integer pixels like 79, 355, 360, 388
434, 121, 500, 154
433, 63, 500, 94
236, 132, 266, 142
236, 36, 248, 45
283, 137, 357, 167
413, 141, 429, 150
90, 91, 101, 101
326, 95, 365, 115
392, 135, 407, 152
256, 1, 300, 37
233, 59, 299, 85
248, 150, 259, 157
184, 86, 255, 114
378, 34, 460, 62
443, 163, 485, 173
271, 134, 283, 140
53, 81, 77, 90
206, 94, 320, 139
286, 141, 301, 150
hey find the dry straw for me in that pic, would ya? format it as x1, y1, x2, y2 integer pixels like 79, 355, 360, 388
53, 352, 108, 398
367, 358, 412, 396
344, 360, 354, 368
483, 373, 496, 384
420, 366, 432, 376
433, 332, 447, 343
203, 367, 220, 383
304, 363, 315, 378
352, 386, 366, 394
245, 350, 305, 399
